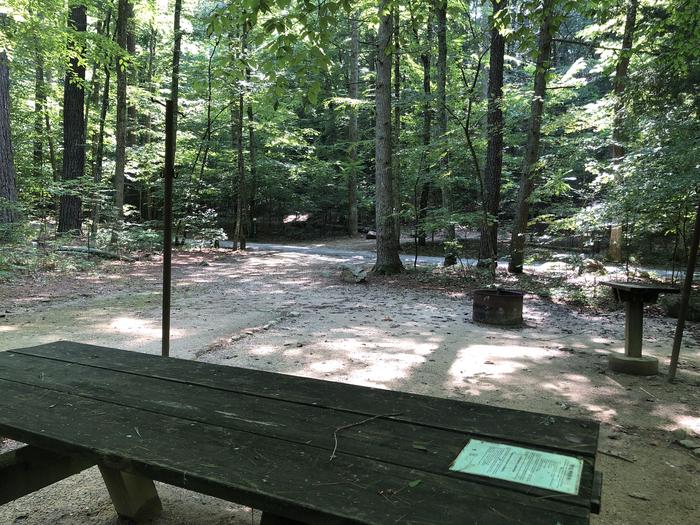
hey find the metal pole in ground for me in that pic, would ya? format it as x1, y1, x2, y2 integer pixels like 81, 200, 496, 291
668, 196, 700, 382
162, 100, 175, 358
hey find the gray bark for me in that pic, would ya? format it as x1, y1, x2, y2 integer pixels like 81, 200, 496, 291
111, 0, 129, 243
373, 0, 403, 274
0, 48, 18, 224
347, 13, 359, 236
478, 0, 507, 264
392, 7, 401, 246
57, 5, 87, 233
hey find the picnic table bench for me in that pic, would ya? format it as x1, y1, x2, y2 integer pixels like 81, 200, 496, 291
0, 341, 602, 524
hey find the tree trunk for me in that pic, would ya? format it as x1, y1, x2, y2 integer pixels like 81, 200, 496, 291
171, 0, 182, 145
246, 63, 257, 238
373, 0, 403, 274
347, 13, 359, 236
0, 47, 18, 224
436, 1, 455, 266
57, 5, 87, 233
126, 1, 137, 147
234, 30, 247, 251
608, 0, 638, 262
478, 0, 507, 264
508, 0, 555, 274
91, 41, 112, 235
33, 46, 45, 180
392, 7, 401, 247
418, 12, 433, 247
111, 0, 129, 243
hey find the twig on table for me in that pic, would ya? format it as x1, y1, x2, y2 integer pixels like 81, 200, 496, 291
329, 412, 402, 461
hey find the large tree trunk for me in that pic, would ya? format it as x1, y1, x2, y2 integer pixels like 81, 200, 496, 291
57, 5, 87, 233
0, 46, 18, 225
392, 7, 401, 247
111, 0, 129, 243
478, 0, 507, 264
417, 11, 433, 247
347, 12, 359, 236
373, 0, 403, 274
246, 63, 257, 238
436, 1, 454, 266
608, 0, 638, 262
508, 0, 555, 273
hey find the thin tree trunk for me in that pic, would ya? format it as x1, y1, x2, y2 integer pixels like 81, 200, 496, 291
347, 12, 359, 236
33, 46, 45, 180
58, 5, 87, 233
478, 0, 507, 265
171, 0, 182, 144
436, 1, 454, 266
235, 30, 247, 250
508, 0, 555, 273
418, 11, 433, 247
91, 16, 115, 235
0, 45, 18, 224
373, 0, 403, 274
392, 7, 401, 247
126, 1, 137, 147
84, 16, 108, 137
608, 0, 638, 262
668, 198, 700, 382
111, 0, 129, 244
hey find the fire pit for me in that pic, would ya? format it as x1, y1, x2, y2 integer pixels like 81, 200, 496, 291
472, 288, 524, 326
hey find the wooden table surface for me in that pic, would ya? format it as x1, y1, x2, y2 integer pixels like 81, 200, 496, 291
0, 342, 601, 524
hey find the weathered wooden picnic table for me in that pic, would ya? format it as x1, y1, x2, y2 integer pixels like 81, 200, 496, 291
0, 341, 602, 524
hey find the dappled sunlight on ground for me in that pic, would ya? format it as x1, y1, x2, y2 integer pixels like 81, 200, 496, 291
447, 344, 550, 387
1, 246, 699, 525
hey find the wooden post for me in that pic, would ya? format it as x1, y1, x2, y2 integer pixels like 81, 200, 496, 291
99, 465, 163, 520
162, 100, 175, 358
668, 197, 700, 382
623, 299, 644, 357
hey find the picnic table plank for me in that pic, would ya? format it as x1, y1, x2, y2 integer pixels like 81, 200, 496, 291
0, 376, 590, 525
9, 342, 599, 456
0, 351, 597, 510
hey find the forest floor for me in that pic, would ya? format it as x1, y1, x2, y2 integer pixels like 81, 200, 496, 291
0, 241, 699, 525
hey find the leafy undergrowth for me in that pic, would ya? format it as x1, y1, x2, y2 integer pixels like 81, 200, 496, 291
372, 264, 624, 312
0, 243, 100, 281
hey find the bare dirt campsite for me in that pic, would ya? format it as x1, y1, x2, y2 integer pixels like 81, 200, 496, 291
1, 242, 698, 525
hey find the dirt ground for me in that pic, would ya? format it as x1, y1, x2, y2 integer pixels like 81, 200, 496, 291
1, 243, 699, 525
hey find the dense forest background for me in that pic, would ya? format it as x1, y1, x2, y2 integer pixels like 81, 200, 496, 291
0, 0, 698, 274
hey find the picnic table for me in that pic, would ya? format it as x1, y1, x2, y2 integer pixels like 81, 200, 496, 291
603, 281, 679, 375
0, 341, 602, 524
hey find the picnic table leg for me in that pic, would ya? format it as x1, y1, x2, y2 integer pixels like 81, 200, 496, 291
623, 299, 644, 358
608, 297, 659, 375
99, 465, 163, 521
260, 513, 307, 525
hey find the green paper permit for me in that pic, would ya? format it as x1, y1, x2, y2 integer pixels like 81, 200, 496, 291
449, 439, 583, 495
